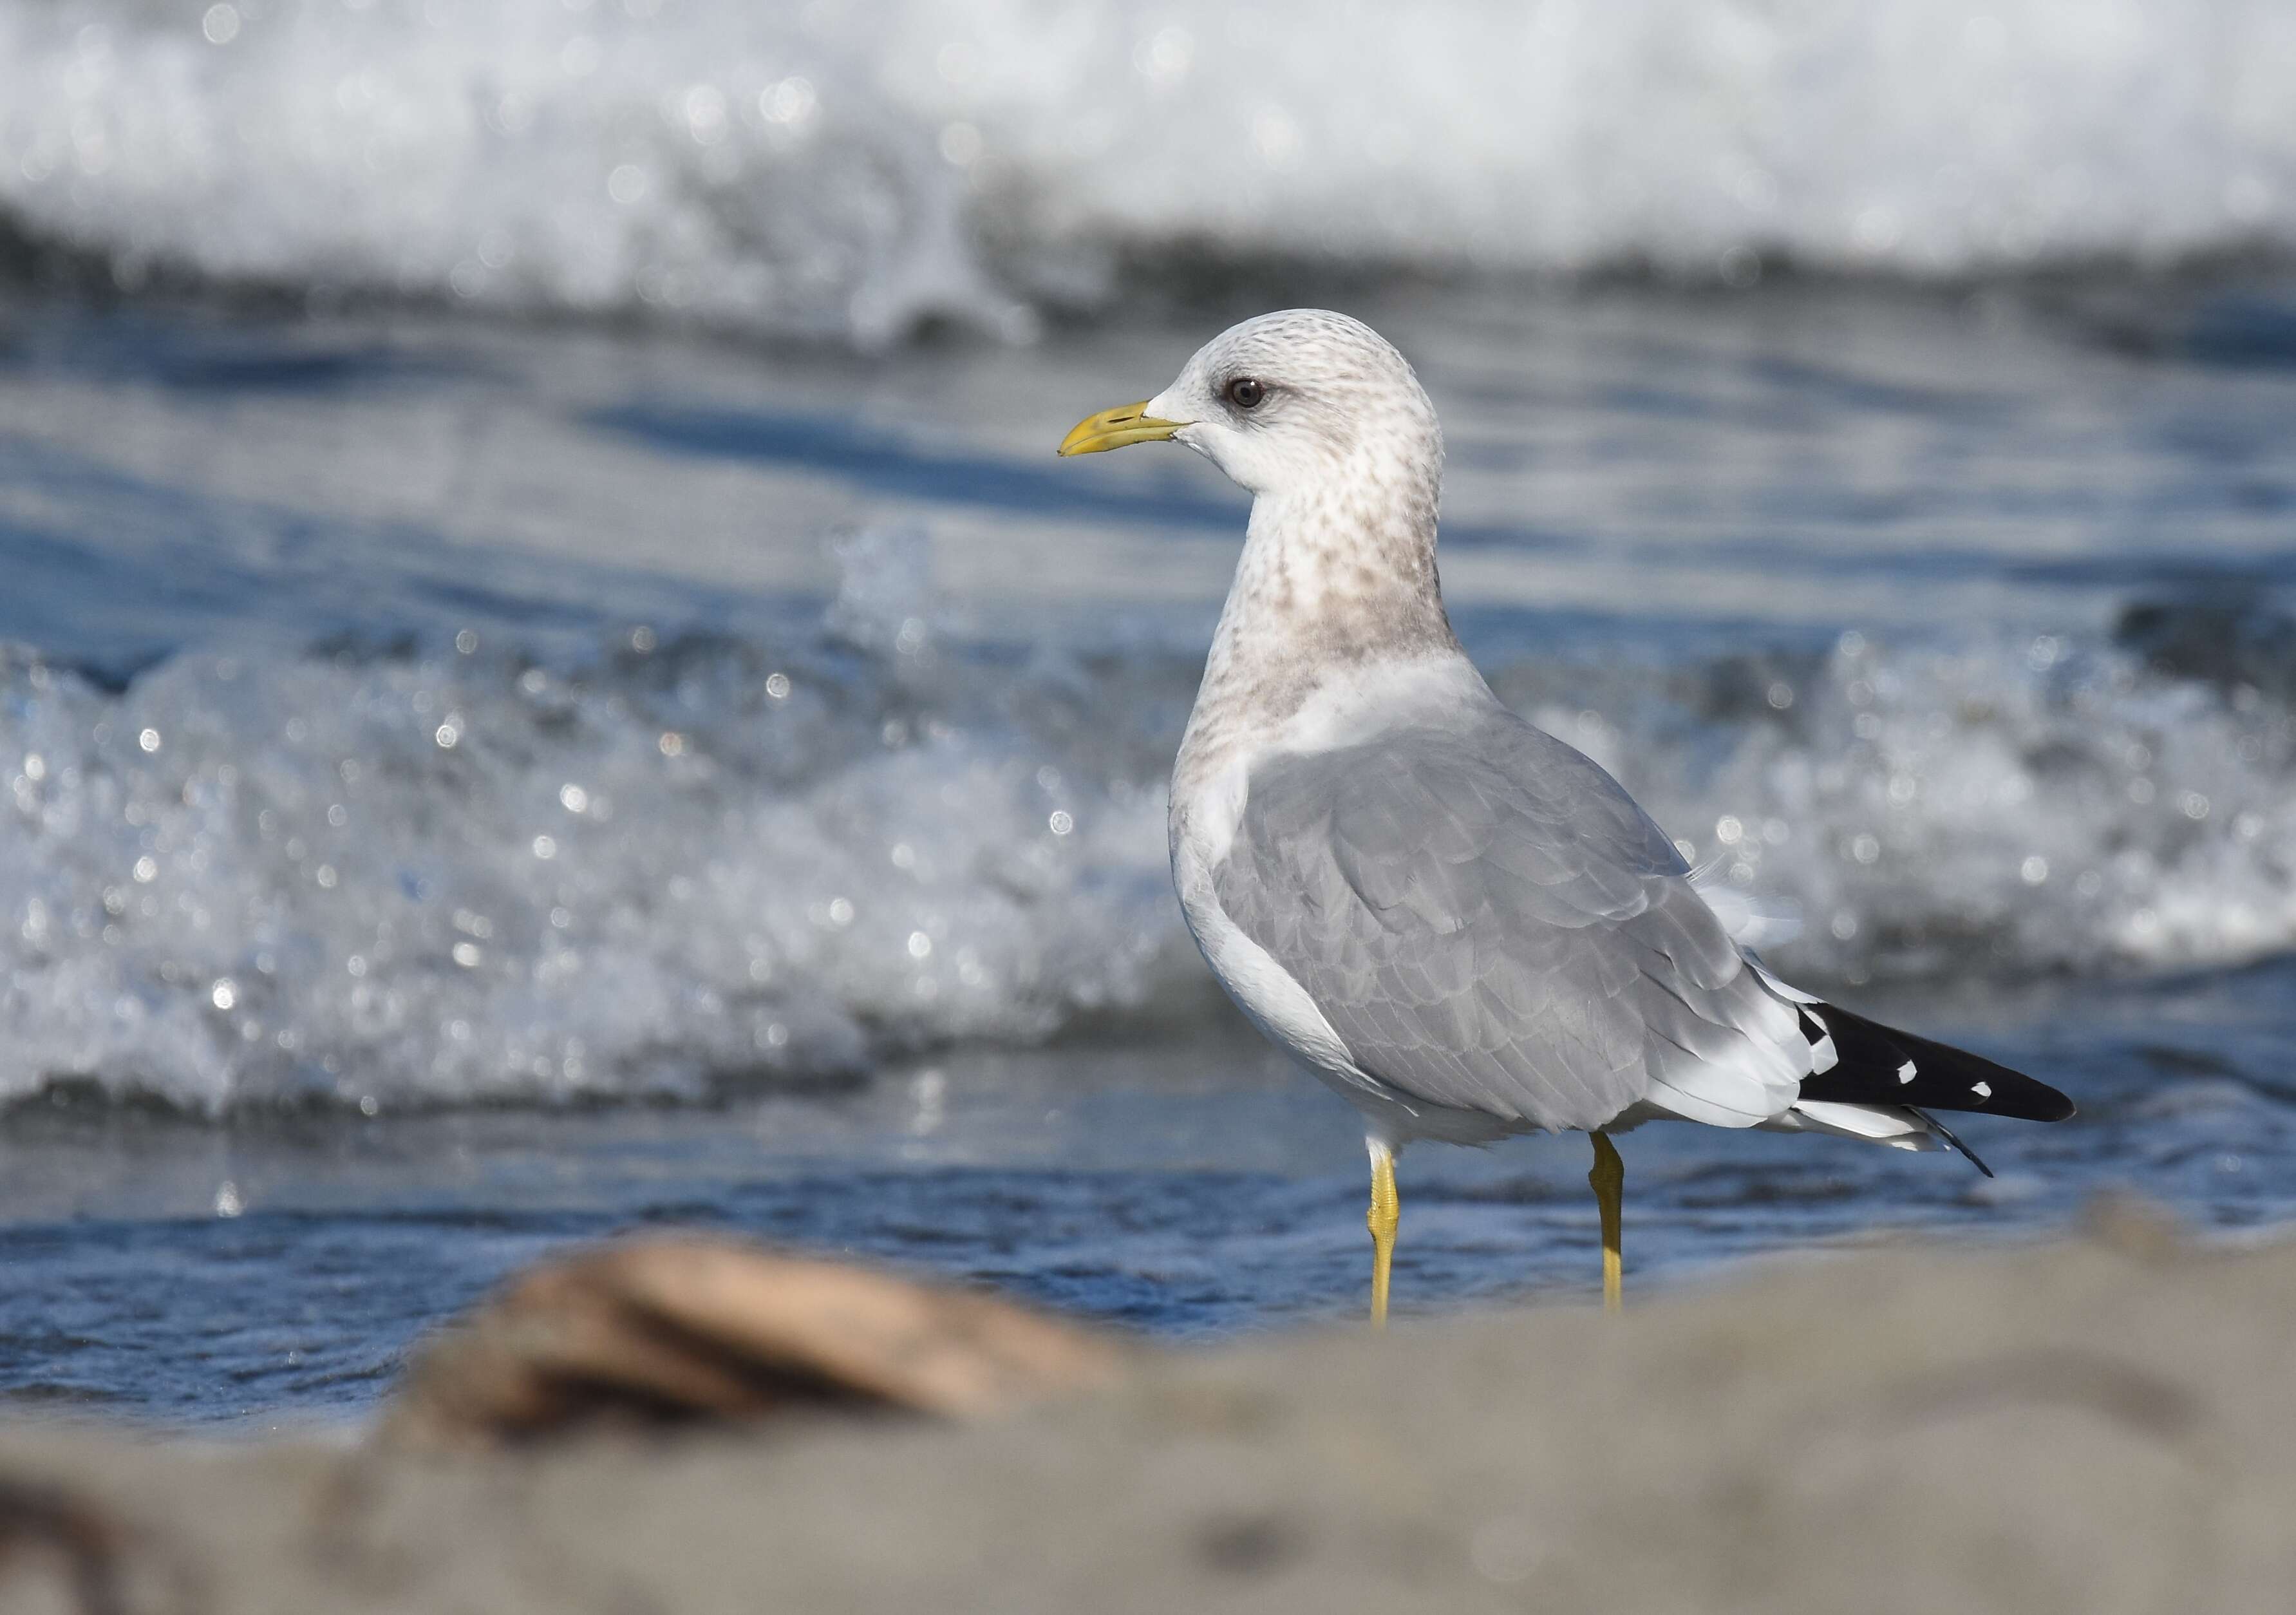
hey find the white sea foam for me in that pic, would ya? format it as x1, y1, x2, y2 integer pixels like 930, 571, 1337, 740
5, 576, 2296, 1111
1529, 622, 2296, 985
3, 0, 2292, 344
0, 552, 1190, 1111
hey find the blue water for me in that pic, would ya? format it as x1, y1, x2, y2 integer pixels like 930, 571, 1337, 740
9, 957, 2296, 1425
4, 276, 2296, 1422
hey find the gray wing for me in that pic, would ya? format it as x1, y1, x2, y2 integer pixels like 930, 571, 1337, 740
1212, 708, 1809, 1133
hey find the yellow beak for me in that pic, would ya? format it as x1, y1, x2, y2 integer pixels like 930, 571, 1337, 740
1057, 401, 1186, 457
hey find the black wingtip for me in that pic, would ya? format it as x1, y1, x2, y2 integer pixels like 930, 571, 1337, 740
1794, 1001, 2074, 1124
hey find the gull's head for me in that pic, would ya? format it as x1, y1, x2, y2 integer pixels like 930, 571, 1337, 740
1059, 309, 1442, 505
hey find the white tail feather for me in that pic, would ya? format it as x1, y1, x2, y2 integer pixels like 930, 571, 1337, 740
1767, 1099, 1940, 1153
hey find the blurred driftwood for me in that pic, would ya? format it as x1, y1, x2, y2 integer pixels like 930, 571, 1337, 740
379, 1236, 1130, 1449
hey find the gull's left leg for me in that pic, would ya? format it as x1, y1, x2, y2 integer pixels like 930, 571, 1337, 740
1366, 1137, 1399, 1328
1587, 1133, 1624, 1312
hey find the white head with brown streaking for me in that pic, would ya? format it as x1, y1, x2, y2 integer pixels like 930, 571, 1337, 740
1060, 309, 1463, 786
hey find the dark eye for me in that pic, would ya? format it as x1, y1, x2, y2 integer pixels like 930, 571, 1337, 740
1225, 377, 1265, 410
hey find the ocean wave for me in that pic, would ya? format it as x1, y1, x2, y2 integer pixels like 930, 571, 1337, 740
4, 544, 2294, 1110
3, 0, 2293, 344
0, 530, 1193, 1111
1509, 604, 2296, 985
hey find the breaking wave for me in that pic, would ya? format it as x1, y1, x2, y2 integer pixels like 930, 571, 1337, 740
1506, 603, 2296, 985
4, 541, 2295, 1113
3, 0, 2293, 344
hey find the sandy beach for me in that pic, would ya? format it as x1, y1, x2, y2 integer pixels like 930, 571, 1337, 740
3, 1206, 2286, 1614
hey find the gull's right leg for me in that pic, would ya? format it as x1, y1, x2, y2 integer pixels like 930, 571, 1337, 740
1588, 1132, 1624, 1313
1367, 1137, 1399, 1328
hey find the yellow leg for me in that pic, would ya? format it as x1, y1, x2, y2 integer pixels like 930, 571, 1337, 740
1367, 1138, 1399, 1328
1588, 1133, 1624, 1313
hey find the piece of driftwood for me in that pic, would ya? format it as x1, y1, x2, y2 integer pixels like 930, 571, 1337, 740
378, 1237, 1131, 1449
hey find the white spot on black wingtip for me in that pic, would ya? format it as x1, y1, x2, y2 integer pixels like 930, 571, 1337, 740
1897, 1060, 1917, 1085
1971, 1081, 1993, 1099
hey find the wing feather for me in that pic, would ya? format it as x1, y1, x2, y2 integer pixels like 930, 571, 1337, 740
1212, 706, 1808, 1133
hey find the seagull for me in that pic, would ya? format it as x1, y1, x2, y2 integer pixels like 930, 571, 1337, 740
1058, 309, 2075, 1323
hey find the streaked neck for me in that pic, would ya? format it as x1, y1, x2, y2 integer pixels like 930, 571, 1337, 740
1176, 486, 1458, 793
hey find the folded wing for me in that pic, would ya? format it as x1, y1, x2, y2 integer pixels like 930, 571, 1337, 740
1212, 708, 1814, 1134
